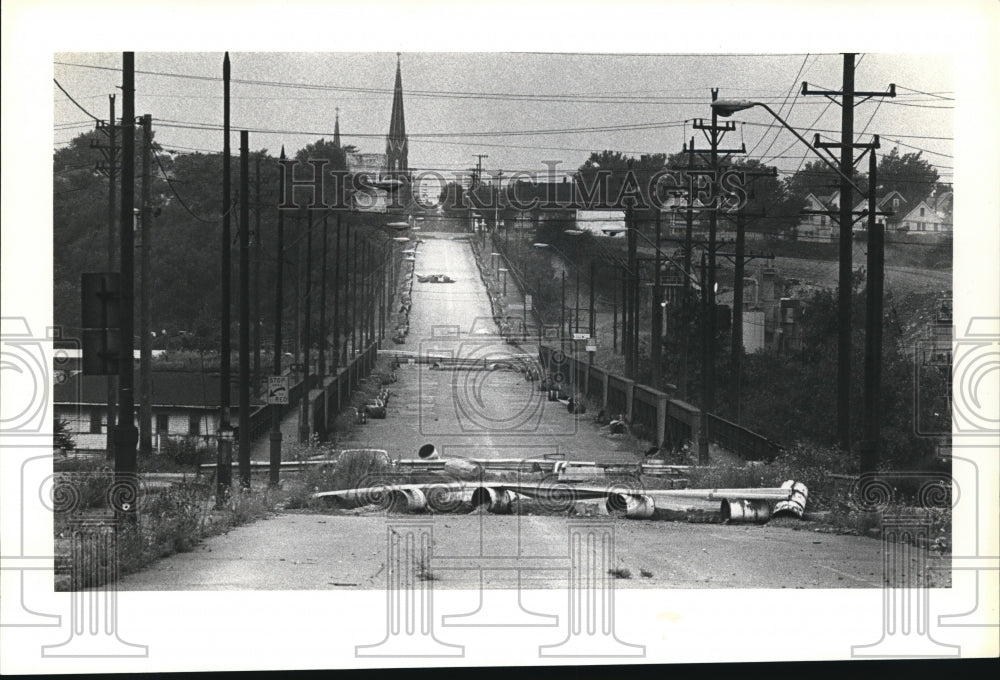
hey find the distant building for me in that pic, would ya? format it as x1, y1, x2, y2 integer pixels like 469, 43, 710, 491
55, 371, 245, 454
795, 188, 951, 241
575, 209, 625, 235
385, 53, 408, 177
347, 152, 388, 177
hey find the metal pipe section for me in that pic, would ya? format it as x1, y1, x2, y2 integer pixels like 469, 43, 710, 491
720, 498, 771, 524
471, 486, 517, 515
772, 480, 809, 519
606, 493, 654, 519
386, 487, 428, 513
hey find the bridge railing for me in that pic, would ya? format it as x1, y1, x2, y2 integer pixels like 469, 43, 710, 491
538, 343, 782, 461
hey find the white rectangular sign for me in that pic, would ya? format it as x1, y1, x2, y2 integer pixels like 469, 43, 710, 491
525, 294, 533, 309
267, 376, 290, 404
572, 332, 590, 340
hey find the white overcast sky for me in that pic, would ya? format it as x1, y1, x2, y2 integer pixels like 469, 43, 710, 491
53, 51, 953, 183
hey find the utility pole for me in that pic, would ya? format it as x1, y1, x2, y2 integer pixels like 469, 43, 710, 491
472, 154, 488, 191
588, 259, 596, 339
238, 130, 251, 489
351, 230, 358, 360
688, 89, 743, 418
138, 114, 153, 458
861, 148, 883, 474
333, 214, 342, 367
612, 268, 618, 353
718, 218, 771, 423
624, 206, 637, 379
318, 212, 328, 381
803, 54, 894, 451
93, 96, 118, 460
680, 181, 694, 401
298, 210, 312, 444
560, 271, 566, 352
253, 155, 262, 397
269, 146, 286, 488
720, 167, 776, 422
651, 210, 663, 389
217, 52, 233, 502
114, 52, 137, 520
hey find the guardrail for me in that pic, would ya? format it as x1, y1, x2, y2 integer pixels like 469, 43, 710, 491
704, 413, 783, 462
538, 343, 783, 462
243, 342, 380, 445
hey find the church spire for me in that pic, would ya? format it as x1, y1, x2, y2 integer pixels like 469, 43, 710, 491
333, 107, 341, 150
386, 52, 408, 176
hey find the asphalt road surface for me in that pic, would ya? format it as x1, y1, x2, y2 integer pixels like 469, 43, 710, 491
336, 234, 639, 464
117, 234, 944, 592
114, 512, 943, 590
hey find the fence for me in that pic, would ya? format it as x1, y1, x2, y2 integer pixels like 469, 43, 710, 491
244, 341, 381, 445
538, 344, 781, 461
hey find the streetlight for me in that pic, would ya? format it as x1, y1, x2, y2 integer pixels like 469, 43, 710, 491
710, 99, 866, 195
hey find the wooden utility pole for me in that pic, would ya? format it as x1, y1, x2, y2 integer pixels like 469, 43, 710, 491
94, 95, 118, 460
318, 212, 328, 380
333, 214, 342, 367
803, 54, 894, 451
861, 149, 884, 473
651, 210, 663, 389
239, 130, 251, 489
253, 155, 262, 397
217, 52, 233, 501
114, 52, 138, 520
298, 211, 312, 444
269, 147, 286, 488
138, 114, 153, 457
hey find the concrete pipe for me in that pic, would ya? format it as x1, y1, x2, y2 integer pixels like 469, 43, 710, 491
470, 486, 516, 514
418, 443, 439, 460
606, 493, 655, 519
385, 487, 428, 513
772, 480, 809, 519
720, 498, 772, 524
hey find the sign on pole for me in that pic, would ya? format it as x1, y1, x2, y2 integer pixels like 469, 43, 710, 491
525, 294, 533, 310
572, 332, 591, 341
586, 345, 597, 353
267, 376, 290, 405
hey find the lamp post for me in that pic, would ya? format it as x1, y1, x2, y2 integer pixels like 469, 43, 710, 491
711, 99, 867, 194
712, 97, 876, 452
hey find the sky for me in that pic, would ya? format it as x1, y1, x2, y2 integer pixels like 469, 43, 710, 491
53, 52, 954, 186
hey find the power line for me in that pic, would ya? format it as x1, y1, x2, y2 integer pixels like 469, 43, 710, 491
53, 59, 952, 107
53, 78, 101, 121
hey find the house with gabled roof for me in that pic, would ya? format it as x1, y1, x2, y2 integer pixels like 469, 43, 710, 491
795, 192, 836, 242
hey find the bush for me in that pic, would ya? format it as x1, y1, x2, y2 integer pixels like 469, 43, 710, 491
161, 437, 210, 468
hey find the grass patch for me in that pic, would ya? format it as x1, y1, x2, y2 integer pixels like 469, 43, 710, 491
55, 478, 280, 591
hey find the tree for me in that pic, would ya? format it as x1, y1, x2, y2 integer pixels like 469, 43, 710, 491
876, 146, 942, 207
575, 151, 667, 209
54, 417, 75, 454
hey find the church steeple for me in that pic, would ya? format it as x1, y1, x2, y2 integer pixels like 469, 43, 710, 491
333, 107, 341, 150
386, 52, 408, 176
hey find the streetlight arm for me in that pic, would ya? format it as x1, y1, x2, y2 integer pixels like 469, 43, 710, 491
715, 100, 867, 195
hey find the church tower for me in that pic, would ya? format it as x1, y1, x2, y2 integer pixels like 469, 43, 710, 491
385, 53, 408, 177
333, 107, 341, 150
